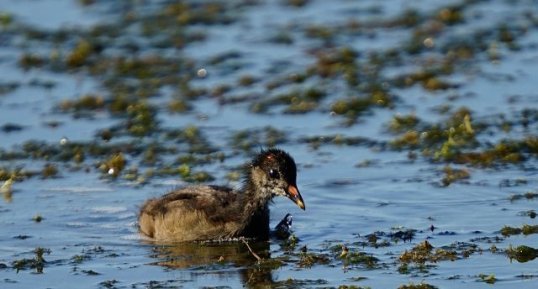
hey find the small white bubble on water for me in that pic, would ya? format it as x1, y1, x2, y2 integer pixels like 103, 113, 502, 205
423, 37, 435, 48
197, 68, 207, 78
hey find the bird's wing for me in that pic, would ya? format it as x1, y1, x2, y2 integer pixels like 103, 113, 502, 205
142, 185, 241, 222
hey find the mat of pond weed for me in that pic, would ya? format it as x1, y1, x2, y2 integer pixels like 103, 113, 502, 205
0, 0, 537, 288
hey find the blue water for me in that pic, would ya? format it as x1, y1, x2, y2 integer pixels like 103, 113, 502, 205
1, 0, 537, 288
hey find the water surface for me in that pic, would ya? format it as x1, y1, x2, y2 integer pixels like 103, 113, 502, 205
1, 0, 537, 288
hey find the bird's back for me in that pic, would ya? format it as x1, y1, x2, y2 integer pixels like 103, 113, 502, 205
138, 185, 268, 242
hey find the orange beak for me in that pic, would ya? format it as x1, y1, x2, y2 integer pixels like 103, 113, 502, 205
286, 184, 305, 210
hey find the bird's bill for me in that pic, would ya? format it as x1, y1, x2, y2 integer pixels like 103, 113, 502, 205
286, 184, 305, 210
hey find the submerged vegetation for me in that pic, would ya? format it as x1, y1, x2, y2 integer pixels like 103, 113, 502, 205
506, 245, 538, 263
0, 0, 535, 184
0, 0, 537, 288
11, 247, 50, 274
500, 225, 538, 237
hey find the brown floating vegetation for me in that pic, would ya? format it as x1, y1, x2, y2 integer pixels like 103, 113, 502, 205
509, 191, 538, 202
478, 273, 497, 284
229, 127, 287, 152
506, 245, 538, 263
398, 283, 438, 289
399, 241, 456, 264
331, 84, 395, 125
12, 247, 50, 273
441, 165, 470, 186
41, 163, 59, 179
398, 240, 479, 275
500, 225, 538, 237
521, 210, 537, 219
250, 87, 326, 114
66, 39, 94, 68
0, 0, 535, 190
388, 114, 420, 133
32, 214, 44, 223
0, 1, 537, 287
99, 153, 126, 177
59, 94, 105, 112
340, 249, 379, 269
297, 250, 331, 268
387, 107, 537, 168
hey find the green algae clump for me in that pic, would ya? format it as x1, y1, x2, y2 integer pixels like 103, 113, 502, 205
60, 94, 105, 112
12, 247, 50, 274
100, 153, 126, 177
501, 225, 538, 237
509, 191, 538, 202
506, 245, 538, 263
441, 165, 470, 186
66, 39, 94, 68
398, 282, 438, 289
389, 114, 420, 133
41, 163, 59, 179
399, 241, 458, 264
478, 273, 497, 284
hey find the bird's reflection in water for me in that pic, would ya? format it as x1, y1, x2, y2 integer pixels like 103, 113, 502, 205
147, 240, 275, 287
144, 213, 294, 287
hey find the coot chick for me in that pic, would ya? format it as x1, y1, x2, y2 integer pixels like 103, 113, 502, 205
138, 149, 305, 242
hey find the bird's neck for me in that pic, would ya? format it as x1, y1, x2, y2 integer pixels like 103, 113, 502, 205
237, 181, 271, 239
241, 181, 272, 218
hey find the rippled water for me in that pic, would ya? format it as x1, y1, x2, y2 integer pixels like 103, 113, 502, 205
1, 0, 537, 288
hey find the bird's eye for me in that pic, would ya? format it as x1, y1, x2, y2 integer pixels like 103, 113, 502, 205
269, 169, 280, 179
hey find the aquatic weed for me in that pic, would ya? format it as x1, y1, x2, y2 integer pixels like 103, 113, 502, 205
386, 107, 538, 168
392, 67, 457, 91
440, 165, 470, 186
99, 153, 126, 177
41, 163, 59, 179
341, 250, 379, 269
126, 102, 159, 137
230, 127, 287, 152
167, 98, 191, 113
478, 273, 497, 284
399, 241, 460, 264
70, 254, 90, 264
183, 171, 215, 183
436, 6, 464, 25
0, 81, 19, 95
66, 39, 94, 68
59, 94, 105, 112
331, 86, 395, 124
509, 191, 538, 202
18, 53, 46, 70
32, 214, 43, 223
0, 11, 13, 28
398, 282, 438, 289
500, 225, 538, 237
297, 248, 331, 268
1, 123, 24, 133
0, 166, 37, 182
521, 210, 537, 219
338, 286, 371, 289
12, 247, 50, 273
388, 114, 420, 133
250, 87, 326, 114
99, 279, 119, 289
506, 245, 538, 263
500, 226, 522, 237
390, 131, 420, 150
